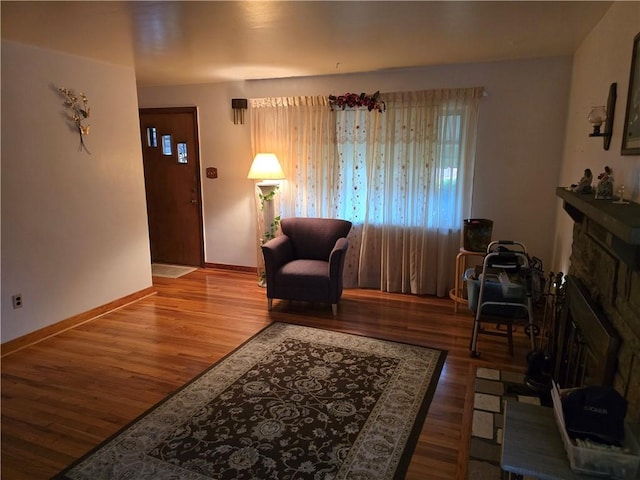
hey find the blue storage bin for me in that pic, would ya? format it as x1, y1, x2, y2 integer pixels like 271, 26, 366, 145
464, 268, 528, 317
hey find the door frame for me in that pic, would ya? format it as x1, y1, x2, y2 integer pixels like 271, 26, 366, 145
139, 106, 205, 267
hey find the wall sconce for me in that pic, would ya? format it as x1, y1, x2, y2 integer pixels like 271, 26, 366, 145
588, 106, 607, 134
588, 83, 616, 150
232, 98, 248, 124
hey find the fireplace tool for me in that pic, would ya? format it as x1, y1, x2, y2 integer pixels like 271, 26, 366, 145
526, 272, 564, 394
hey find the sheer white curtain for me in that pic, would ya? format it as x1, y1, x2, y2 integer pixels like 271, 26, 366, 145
250, 88, 483, 296
250, 96, 337, 215
249, 96, 336, 279
341, 88, 483, 295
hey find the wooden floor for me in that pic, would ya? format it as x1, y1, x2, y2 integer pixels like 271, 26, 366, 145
1, 268, 535, 480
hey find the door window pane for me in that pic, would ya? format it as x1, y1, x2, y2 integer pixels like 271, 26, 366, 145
162, 135, 172, 156
177, 142, 188, 164
146, 127, 157, 147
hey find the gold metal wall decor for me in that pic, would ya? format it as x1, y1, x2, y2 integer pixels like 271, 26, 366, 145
58, 87, 91, 154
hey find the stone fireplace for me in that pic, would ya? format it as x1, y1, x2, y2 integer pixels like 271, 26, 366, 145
556, 188, 640, 423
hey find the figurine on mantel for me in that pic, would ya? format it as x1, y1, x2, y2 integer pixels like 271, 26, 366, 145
571, 168, 593, 193
613, 184, 630, 204
595, 166, 614, 199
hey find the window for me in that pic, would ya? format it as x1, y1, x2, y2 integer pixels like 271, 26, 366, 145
177, 142, 188, 164
162, 135, 172, 156
249, 88, 483, 295
334, 105, 466, 230
146, 127, 158, 147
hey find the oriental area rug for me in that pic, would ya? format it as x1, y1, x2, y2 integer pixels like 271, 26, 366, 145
55, 322, 446, 480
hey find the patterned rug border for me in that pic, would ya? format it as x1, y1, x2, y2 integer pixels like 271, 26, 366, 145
54, 321, 447, 480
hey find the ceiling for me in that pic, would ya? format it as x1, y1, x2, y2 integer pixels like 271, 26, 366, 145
1, 1, 613, 87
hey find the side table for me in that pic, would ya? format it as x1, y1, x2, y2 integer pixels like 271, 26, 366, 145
449, 248, 485, 313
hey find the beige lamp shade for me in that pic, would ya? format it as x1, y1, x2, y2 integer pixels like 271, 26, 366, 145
247, 153, 285, 180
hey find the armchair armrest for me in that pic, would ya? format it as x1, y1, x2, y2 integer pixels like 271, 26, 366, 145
328, 238, 349, 303
261, 235, 294, 272
329, 237, 349, 273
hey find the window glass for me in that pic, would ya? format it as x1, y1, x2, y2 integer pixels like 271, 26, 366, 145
177, 143, 188, 164
162, 135, 172, 156
146, 127, 157, 147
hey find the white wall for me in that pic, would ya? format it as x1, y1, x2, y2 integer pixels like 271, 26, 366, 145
138, 56, 573, 273
1, 41, 152, 342
552, 2, 640, 274
2, 6, 632, 343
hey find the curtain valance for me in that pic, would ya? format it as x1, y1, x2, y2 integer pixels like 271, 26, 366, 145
249, 96, 329, 108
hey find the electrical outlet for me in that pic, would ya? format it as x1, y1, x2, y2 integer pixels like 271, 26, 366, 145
12, 294, 23, 309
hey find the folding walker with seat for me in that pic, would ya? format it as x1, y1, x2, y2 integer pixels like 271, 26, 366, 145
468, 240, 537, 357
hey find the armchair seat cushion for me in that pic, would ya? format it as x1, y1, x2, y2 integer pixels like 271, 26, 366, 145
274, 260, 330, 302
277, 260, 329, 288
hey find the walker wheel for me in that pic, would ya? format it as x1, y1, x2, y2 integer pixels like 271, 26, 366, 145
524, 324, 540, 337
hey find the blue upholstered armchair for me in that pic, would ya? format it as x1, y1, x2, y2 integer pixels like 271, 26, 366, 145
261, 217, 352, 315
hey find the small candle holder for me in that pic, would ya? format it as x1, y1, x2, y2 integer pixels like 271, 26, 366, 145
613, 185, 630, 205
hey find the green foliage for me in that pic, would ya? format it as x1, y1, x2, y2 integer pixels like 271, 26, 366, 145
258, 185, 279, 209
262, 215, 281, 244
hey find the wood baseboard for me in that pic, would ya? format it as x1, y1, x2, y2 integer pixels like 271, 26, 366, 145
1, 286, 157, 358
204, 263, 257, 274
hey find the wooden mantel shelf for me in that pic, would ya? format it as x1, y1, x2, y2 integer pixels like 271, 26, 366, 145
557, 187, 640, 270
556, 187, 640, 245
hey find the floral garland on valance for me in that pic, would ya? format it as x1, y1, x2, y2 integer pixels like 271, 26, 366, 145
328, 91, 386, 112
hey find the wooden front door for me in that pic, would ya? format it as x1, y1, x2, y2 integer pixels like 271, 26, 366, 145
139, 107, 204, 267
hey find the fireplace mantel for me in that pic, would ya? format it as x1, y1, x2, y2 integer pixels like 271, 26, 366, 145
556, 187, 640, 269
